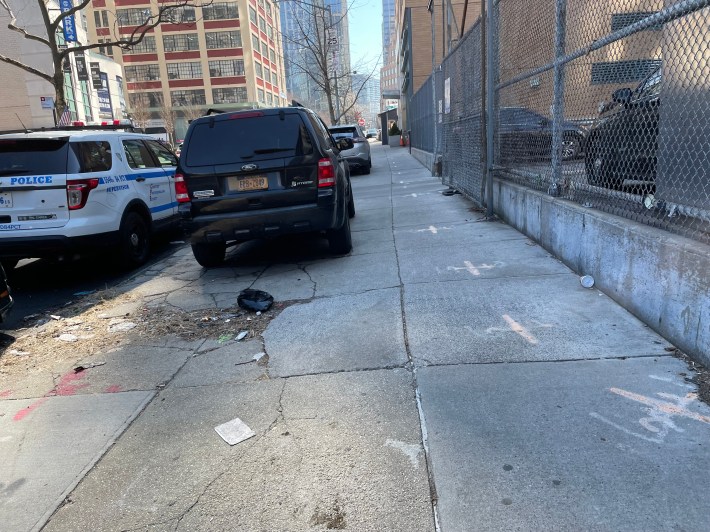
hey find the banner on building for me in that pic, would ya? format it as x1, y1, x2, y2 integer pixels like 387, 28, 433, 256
444, 78, 450, 114
90, 62, 102, 89
97, 72, 114, 119
75, 57, 88, 81
59, 0, 77, 43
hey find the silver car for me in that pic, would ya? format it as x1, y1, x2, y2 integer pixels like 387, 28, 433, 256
328, 124, 372, 174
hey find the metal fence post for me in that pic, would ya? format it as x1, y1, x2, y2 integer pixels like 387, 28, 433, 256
550, 0, 567, 194
485, 0, 495, 217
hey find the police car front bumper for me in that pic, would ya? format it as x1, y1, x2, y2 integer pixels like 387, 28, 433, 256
0, 231, 121, 260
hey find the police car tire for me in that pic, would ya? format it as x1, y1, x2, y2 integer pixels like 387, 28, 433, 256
119, 212, 150, 268
191, 242, 226, 268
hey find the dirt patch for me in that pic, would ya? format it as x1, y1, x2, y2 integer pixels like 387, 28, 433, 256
673, 349, 710, 406
0, 289, 290, 377
310, 501, 346, 530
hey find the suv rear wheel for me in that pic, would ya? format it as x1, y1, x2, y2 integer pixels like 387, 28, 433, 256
192, 242, 226, 267
348, 187, 356, 218
119, 212, 150, 268
327, 211, 352, 254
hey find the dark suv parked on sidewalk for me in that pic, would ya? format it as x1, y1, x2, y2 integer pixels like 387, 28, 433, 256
175, 107, 356, 267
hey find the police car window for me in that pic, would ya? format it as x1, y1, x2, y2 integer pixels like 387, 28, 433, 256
122, 140, 159, 169
0, 138, 69, 175
71, 141, 112, 173
636, 69, 661, 100
145, 140, 177, 167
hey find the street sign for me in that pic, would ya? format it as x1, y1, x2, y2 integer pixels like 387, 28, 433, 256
358, 118, 365, 126
59, 0, 77, 42
40, 96, 55, 109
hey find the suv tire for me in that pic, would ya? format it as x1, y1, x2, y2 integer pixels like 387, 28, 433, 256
327, 211, 352, 254
362, 159, 372, 174
348, 187, 356, 218
192, 242, 226, 267
119, 212, 150, 268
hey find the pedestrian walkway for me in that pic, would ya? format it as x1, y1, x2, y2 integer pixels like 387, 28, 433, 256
1, 142, 708, 531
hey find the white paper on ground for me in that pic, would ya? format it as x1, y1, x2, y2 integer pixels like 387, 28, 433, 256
214, 417, 256, 445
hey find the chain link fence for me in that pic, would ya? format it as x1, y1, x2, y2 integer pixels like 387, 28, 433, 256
408, 0, 710, 243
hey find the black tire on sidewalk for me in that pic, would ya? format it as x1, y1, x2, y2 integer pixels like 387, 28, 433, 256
348, 187, 356, 218
118, 211, 150, 269
327, 212, 352, 254
192, 242, 226, 267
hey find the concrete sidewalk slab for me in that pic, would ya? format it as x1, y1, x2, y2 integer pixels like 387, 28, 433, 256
350, 207, 393, 231
398, 234, 570, 284
394, 219, 526, 250
264, 288, 407, 377
171, 339, 266, 388
305, 250, 401, 297
350, 228, 395, 256
0, 391, 153, 532
418, 358, 710, 531
44, 371, 434, 532
405, 275, 666, 365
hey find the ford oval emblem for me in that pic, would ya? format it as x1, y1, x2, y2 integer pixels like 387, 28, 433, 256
241, 164, 258, 171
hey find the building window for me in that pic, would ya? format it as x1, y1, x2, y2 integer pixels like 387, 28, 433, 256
203, 2, 239, 20
259, 16, 266, 32
254, 62, 263, 78
251, 34, 260, 51
206, 30, 242, 49
611, 12, 661, 32
264, 67, 270, 81
129, 92, 163, 107
257, 89, 265, 102
98, 38, 114, 57
266, 25, 273, 39
125, 64, 161, 82
267, 93, 273, 105
249, 6, 257, 25
269, 49, 275, 62
94, 10, 109, 28
271, 72, 278, 85
590, 59, 662, 85
167, 62, 203, 79
163, 33, 199, 51
261, 41, 269, 56
171, 90, 206, 106
116, 8, 152, 26
208, 59, 245, 77
266, 1, 272, 17
124, 36, 156, 54
212, 87, 248, 104
166, 6, 196, 23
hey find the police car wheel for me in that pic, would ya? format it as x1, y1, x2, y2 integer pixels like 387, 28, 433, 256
119, 212, 150, 268
191, 242, 226, 268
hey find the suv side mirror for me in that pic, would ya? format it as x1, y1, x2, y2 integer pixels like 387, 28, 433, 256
337, 138, 354, 150
612, 88, 633, 105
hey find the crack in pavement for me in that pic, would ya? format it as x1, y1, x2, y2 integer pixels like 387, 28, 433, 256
296, 263, 317, 299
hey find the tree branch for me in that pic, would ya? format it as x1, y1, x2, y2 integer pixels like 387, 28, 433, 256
0, 0, 51, 47
0, 53, 53, 84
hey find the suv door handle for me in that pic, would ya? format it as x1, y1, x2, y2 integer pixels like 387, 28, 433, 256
135, 177, 146, 182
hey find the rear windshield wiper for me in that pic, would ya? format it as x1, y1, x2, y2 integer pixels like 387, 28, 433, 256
0, 169, 29, 176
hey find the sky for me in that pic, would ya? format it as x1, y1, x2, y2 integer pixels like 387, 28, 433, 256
347, 0, 383, 72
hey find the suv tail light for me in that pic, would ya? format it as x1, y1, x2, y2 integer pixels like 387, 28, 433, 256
66, 178, 99, 210
317, 158, 336, 188
174, 173, 190, 203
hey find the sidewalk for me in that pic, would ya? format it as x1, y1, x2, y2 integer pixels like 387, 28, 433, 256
1, 143, 709, 531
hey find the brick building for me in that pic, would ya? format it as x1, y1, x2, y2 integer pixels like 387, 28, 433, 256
87, 0, 288, 140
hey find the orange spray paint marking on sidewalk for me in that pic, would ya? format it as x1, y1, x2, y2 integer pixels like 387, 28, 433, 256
12, 370, 89, 421
13, 397, 49, 422
502, 314, 539, 345
610, 388, 710, 425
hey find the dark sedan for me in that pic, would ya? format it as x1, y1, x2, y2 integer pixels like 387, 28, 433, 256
585, 68, 660, 191
498, 107, 586, 162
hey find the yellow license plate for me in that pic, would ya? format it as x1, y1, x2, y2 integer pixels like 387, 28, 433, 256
235, 176, 268, 192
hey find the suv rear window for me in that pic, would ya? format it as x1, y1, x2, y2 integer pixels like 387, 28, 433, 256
330, 127, 358, 139
185, 114, 314, 167
0, 138, 70, 175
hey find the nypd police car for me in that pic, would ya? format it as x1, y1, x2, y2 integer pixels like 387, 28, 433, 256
0, 122, 179, 269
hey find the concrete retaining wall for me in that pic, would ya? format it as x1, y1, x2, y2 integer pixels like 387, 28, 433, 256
411, 148, 434, 173
493, 179, 710, 365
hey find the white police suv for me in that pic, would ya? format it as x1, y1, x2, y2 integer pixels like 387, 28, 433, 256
0, 123, 179, 269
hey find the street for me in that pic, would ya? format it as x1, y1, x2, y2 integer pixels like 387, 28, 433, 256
1, 142, 709, 532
